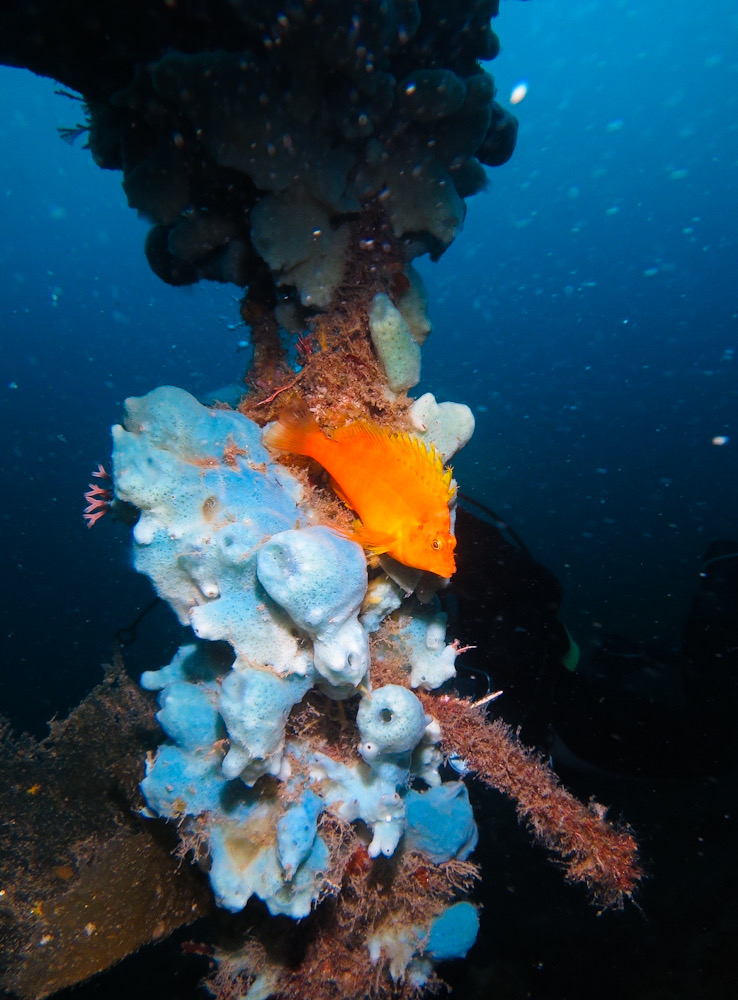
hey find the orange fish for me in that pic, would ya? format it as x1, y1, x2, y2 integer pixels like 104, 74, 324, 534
265, 405, 457, 577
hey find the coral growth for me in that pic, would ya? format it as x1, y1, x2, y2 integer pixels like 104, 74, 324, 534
205, 814, 480, 1000
106, 376, 641, 999
238, 210, 415, 430
22, 0, 516, 304
82, 462, 113, 527
422, 694, 643, 910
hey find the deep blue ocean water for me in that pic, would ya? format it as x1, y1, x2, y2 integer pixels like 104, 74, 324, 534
1, 3, 737, 998
418, 0, 738, 656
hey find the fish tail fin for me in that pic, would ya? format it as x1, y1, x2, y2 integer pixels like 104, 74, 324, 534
264, 400, 325, 457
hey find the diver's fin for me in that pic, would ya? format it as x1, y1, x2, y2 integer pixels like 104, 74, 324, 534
561, 625, 581, 672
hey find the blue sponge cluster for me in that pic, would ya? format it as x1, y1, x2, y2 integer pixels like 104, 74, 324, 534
112, 387, 479, 968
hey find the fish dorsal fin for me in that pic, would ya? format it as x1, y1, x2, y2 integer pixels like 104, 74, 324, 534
330, 421, 455, 504
329, 420, 385, 446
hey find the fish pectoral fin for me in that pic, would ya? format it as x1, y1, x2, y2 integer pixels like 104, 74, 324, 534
351, 523, 395, 554
328, 476, 352, 508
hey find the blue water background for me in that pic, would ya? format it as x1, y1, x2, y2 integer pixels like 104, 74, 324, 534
1, 0, 736, 733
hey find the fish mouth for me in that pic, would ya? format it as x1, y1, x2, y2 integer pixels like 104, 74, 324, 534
431, 557, 456, 578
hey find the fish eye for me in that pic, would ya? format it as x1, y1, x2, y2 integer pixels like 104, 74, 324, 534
432, 538, 442, 550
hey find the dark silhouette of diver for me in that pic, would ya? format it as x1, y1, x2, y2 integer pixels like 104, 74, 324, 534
443, 496, 572, 743
448, 498, 738, 779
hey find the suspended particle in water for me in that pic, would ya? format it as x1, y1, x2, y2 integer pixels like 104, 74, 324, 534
510, 81, 528, 105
